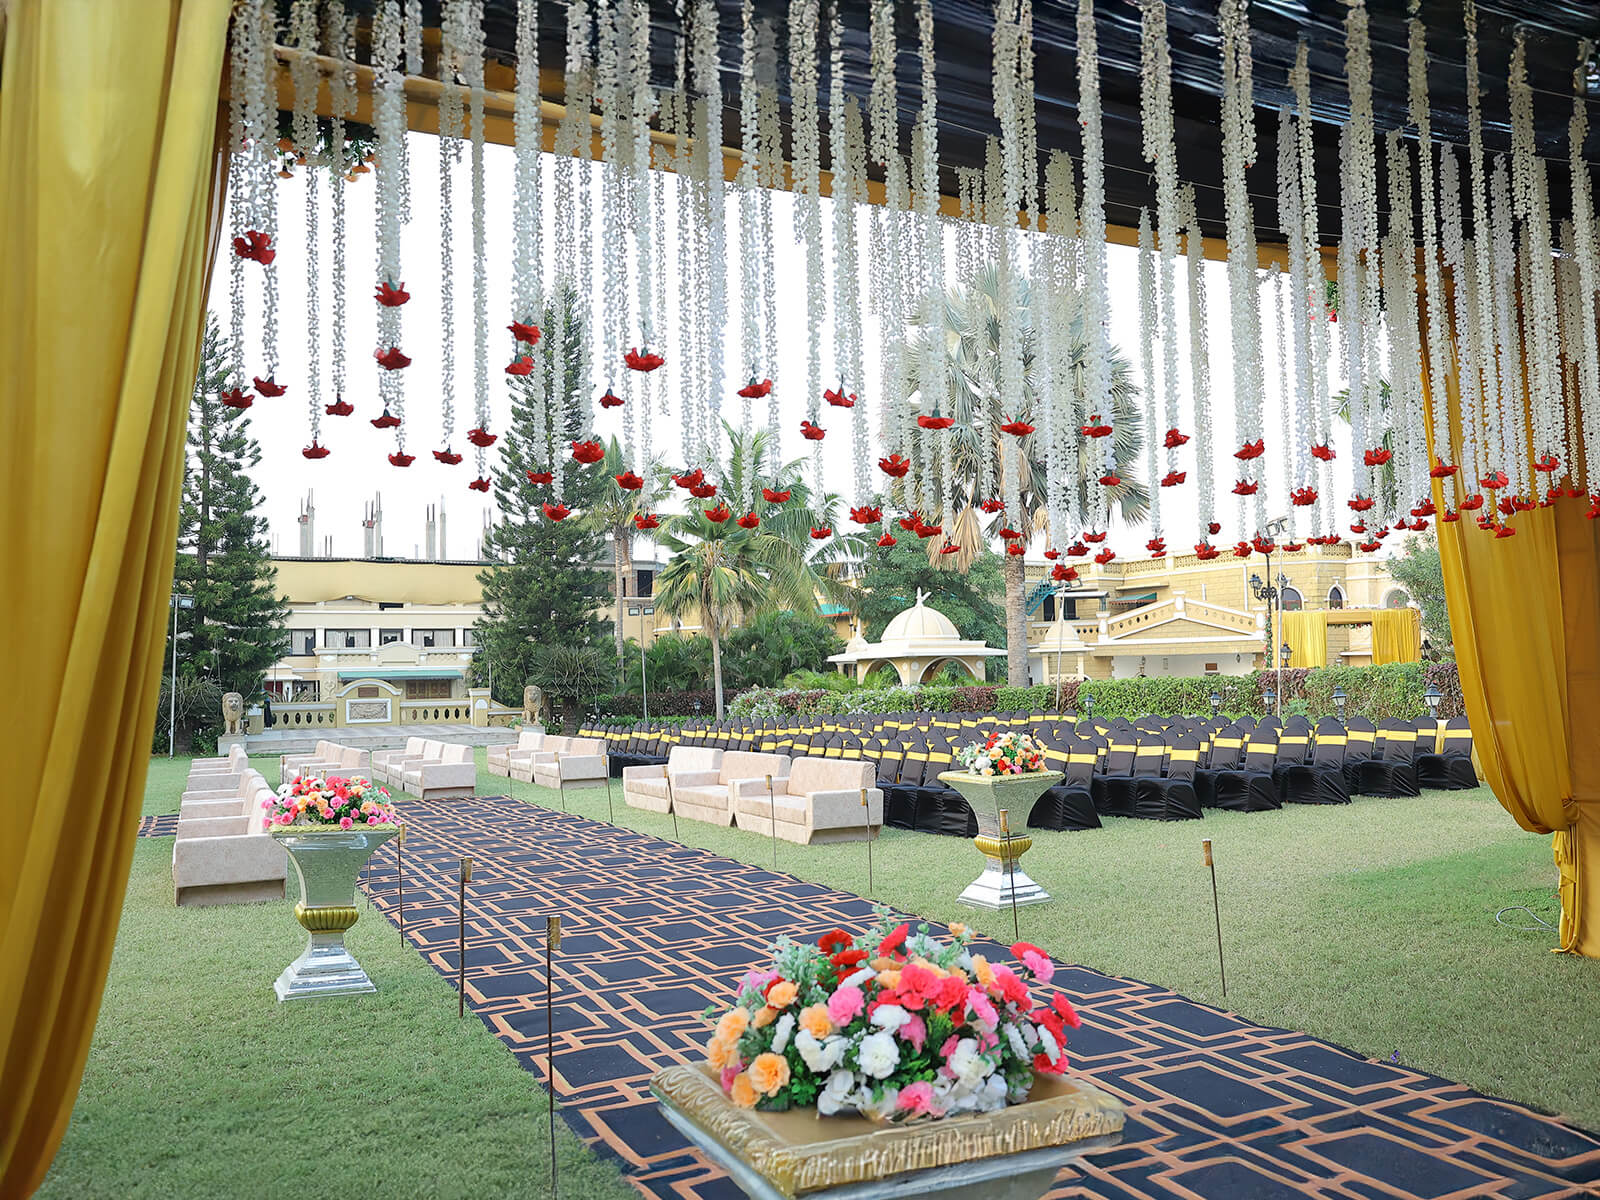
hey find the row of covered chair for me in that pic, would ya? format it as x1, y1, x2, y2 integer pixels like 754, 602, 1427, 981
277, 739, 371, 787
172, 748, 286, 906
370, 737, 477, 801
485, 730, 608, 793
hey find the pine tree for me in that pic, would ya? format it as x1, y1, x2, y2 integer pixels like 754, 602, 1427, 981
472, 285, 612, 706
166, 316, 290, 702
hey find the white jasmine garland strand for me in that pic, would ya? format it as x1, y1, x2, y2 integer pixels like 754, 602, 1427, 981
1509, 33, 1561, 474
1408, 13, 1454, 478
1290, 44, 1331, 536
291, 0, 319, 443
790, 0, 823, 464
1489, 158, 1525, 502
738, 0, 761, 404
696, 0, 726, 463
439, 0, 467, 448
372, 0, 408, 448
404, 0, 423, 75
1272, 266, 1293, 536
1439, 145, 1485, 484
1277, 105, 1309, 496
994, 1, 1027, 528
1077, 0, 1110, 533
1220, 0, 1262, 529
1139, 0, 1182, 482
1183, 187, 1216, 539
226, 11, 249, 386
755, 17, 783, 440
1463, 0, 1501, 483
1138, 210, 1160, 540
1017, 0, 1038, 227
245, 0, 279, 382
464, 0, 489, 477
1042, 152, 1078, 541
328, 2, 353, 411
869, 0, 896, 168
1384, 129, 1425, 508
1342, 0, 1380, 515
1571, 43, 1600, 492
512, 0, 543, 329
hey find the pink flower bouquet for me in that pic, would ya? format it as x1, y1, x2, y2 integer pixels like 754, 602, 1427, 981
263, 775, 398, 830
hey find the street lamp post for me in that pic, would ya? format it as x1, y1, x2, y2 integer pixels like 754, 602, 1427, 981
639, 602, 652, 722
1248, 518, 1290, 717
1209, 690, 1222, 718
1332, 685, 1348, 722
168, 593, 195, 757
1049, 579, 1087, 707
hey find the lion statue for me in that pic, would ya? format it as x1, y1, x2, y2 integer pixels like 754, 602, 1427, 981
522, 684, 549, 728
221, 692, 245, 735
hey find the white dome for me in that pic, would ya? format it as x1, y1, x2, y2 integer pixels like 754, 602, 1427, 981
883, 596, 962, 642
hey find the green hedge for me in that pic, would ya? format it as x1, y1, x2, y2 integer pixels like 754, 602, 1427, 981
720, 662, 1462, 723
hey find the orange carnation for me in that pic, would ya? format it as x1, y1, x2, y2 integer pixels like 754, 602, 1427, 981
730, 1073, 759, 1108
767, 980, 799, 1009
753, 1005, 779, 1029
706, 1034, 737, 1069
971, 954, 997, 989
715, 1007, 750, 1042
799, 1004, 834, 1040
875, 968, 902, 991
748, 1052, 791, 1097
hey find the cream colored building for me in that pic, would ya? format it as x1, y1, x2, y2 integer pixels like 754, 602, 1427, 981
828, 590, 1004, 685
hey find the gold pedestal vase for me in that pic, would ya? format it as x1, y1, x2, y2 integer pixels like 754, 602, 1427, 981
269, 824, 399, 1001
937, 771, 1061, 910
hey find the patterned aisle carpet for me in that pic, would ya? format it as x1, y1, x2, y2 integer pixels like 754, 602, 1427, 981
356, 795, 1599, 1200
139, 814, 179, 837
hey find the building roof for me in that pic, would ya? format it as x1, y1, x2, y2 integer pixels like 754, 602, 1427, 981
882, 595, 961, 642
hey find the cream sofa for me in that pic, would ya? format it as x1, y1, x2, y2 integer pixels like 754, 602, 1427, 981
283, 742, 371, 785
279, 740, 341, 785
735, 756, 883, 844
507, 735, 593, 783
623, 746, 723, 813
487, 730, 545, 778
527, 737, 608, 792
399, 742, 477, 801
672, 751, 792, 827
372, 737, 430, 787
172, 770, 286, 906
183, 745, 250, 800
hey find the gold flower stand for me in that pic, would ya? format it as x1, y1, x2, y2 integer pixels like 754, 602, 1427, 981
650, 1064, 1123, 1200
269, 824, 399, 1001
937, 770, 1062, 910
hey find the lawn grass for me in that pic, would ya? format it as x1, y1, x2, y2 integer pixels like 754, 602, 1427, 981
41, 759, 635, 1200
480, 751, 1600, 1132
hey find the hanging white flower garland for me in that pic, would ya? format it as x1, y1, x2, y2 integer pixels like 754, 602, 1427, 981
1076, 0, 1111, 535
1139, 0, 1182, 496
372, 0, 409, 459
328, 2, 354, 422
1183, 187, 1217, 542
1219, 0, 1262, 531
1137, 210, 1161, 540
1570, 43, 1600, 493
1408, 15, 1455, 484
1463, 0, 1502, 494
1290, 45, 1332, 539
290, 0, 321, 452
437, 1, 467, 461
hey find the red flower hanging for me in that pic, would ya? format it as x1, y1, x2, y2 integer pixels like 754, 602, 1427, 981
1234, 438, 1265, 460
1348, 495, 1375, 512
978, 497, 1006, 513
810, 526, 832, 539
737, 377, 773, 399
1459, 493, 1485, 511
1441, 509, 1460, 523
1000, 419, 1035, 437
1232, 480, 1258, 496
876, 532, 898, 547
1290, 486, 1318, 506
1233, 541, 1252, 558
917, 413, 954, 430
1351, 521, 1368, 534
1083, 531, 1107, 544
1163, 428, 1190, 449
1406, 518, 1428, 531
673, 468, 705, 489
220, 387, 253, 409
704, 504, 732, 523
1208, 521, 1222, 535
939, 541, 960, 555
633, 512, 660, 530
850, 505, 883, 524
433, 448, 463, 464
1430, 462, 1459, 478
1311, 443, 1336, 461
736, 511, 761, 529
898, 512, 921, 531
1066, 542, 1089, 558
325, 395, 354, 416
1494, 525, 1517, 539
1160, 470, 1186, 487
527, 469, 554, 485
1099, 471, 1123, 487
370, 409, 401, 429
253, 376, 287, 397
824, 386, 857, 408
508, 319, 541, 344
1363, 447, 1392, 467
877, 454, 911, 478
374, 346, 411, 370
1080, 416, 1113, 438
469, 477, 491, 493
1194, 542, 1220, 561
232, 229, 275, 264
1094, 548, 1116, 565
1043, 548, 1060, 560
599, 389, 624, 408
465, 427, 496, 448
1513, 496, 1537, 512
762, 487, 791, 503
388, 452, 415, 468
1006, 542, 1026, 556
1051, 563, 1079, 581
374, 280, 410, 307
800, 420, 826, 441
302, 441, 330, 459
505, 356, 535, 376
1252, 535, 1277, 555
542, 501, 571, 522
689, 483, 718, 499
571, 439, 604, 464
614, 470, 644, 491
1146, 537, 1167, 556
915, 520, 942, 539
999, 527, 1023, 540
1480, 470, 1509, 490
1358, 540, 1382, 552
623, 347, 665, 372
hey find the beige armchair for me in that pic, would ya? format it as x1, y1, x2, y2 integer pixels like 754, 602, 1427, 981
735, 756, 883, 844
172, 777, 286, 906
487, 730, 545, 778
400, 743, 477, 801
508, 735, 580, 783
374, 738, 435, 787
623, 746, 723, 813
672, 751, 792, 827
529, 738, 608, 794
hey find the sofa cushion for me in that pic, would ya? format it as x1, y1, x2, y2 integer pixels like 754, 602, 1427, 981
718, 750, 791, 786
787, 756, 874, 796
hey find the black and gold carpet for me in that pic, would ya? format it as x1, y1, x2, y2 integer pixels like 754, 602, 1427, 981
358, 795, 1598, 1200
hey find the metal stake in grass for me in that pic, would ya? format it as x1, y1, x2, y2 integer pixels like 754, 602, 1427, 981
397, 824, 406, 945
458, 856, 474, 1018
860, 787, 873, 894
665, 773, 680, 842
545, 914, 562, 1198
1000, 808, 1021, 943
1203, 838, 1226, 997
766, 775, 779, 871
603, 754, 617, 824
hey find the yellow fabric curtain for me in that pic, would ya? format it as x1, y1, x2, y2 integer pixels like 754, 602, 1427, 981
0, 1, 233, 1191
1282, 611, 1329, 668
1421, 312, 1598, 957
1369, 608, 1422, 665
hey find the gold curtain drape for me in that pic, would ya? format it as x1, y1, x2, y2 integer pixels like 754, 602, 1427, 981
0, 0, 233, 1191
1368, 608, 1422, 666
1421, 317, 1599, 957
1282, 611, 1330, 668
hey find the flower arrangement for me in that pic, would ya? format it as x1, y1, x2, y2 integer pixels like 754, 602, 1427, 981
704, 913, 1079, 1120
263, 775, 398, 830
956, 730, 1046, 777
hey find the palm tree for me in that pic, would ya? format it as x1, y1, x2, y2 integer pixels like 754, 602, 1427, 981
899, 265, 1144, 685
653, 421, 854, 715
583, 437, 674, 669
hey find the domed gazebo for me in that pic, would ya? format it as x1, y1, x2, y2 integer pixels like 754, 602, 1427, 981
828, 590, 1004, 686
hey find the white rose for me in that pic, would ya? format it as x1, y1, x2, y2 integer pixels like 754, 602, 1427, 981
771, 1013, 796, 1055
870, 1003, 910, 1031
857, 1031, 901, 1080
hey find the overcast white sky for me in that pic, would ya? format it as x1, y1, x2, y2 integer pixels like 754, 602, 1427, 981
218, 132, 1356, 560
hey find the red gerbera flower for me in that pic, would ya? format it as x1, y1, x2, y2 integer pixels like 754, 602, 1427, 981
1232, 480, 1258, 496
999, 527, 1023, 540
1406, 518, 1427, 531
374, 280, 410, 307
1430, 462, 1458, 478
898, 512, 921, 531
1161, 470, 1186, 487
253, 376, 287, 397
301, 441, 330, 459
599, 389, 624, 408
878, 454, 910, 478
824, 386, 857, 407
433, 448, 463, 465
689, 483, 718, 499
1359, 540, 1382, 552
1163, 428, 1190, 449
1441, 509, 1460, 523
736, 511, 761, 529
633, 512, 660, 530
325, 395, 354, 416
1080, 416, 1113, 438
979, 498, 1006, 513
220, 387, 253, 409
1043, 548, 1060, 560
232, 229, 275, 264
1094, 547, 1116, 564
505, 356, 535, 376
571, 439, 604, 464
737, 377, 773, 398
388, 452, 415, 467
466, 427, 497, 448
1234, 438, 1265, 460
1083, 531, 1107, 544
508, 319, 541, 344
876, 532, 897, 547
374, 346, 411, 370
1351, 521, 1368, 533
1099, 472, 1122, 487
916, 413, 954, 430
1051, 563, 1079, 581
762, 487, 791, 503
849, 505, 882, 524
1006, 542, 1026, 556
1194, 542, 1220, 560
1494, 524, 1517, 538
1066, 542, 1088, 557
623, 347, 665, 372
704, 503, 732, 523
1208, 521, 1222, 535
1348, 495, 1375, 512
1252, 536, 1277, 555
614, 470, 644, 491
673, 468, 705, 489
1290, 486, 1317, 506
1480, 470, 1509, 490
468, 477, 491, 493
542, 502, 571, 521
1363, 447, 1392, 467
1146, 537, 1167, 555
800, 420, 826, 441
1311, 443, 1336, 461
1459, 493, 1485, 511
810, 526, 832, 539
1233, 541, 1252, 558
1000, 419, 1036, 437
527, 469, 554, 485
370, 409, 401, 429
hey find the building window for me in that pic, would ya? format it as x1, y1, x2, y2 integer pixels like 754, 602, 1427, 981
1279, 587, 1303, 612
379, 628, 403, 645
378, 601, 403, 610
635, 568, 654, 597
1041, 595, 1056, 622
405, 678, 453, 700
411, 629, 456, 648
628, 607, 640, 617
327, 628, 371, 649
1203, 662, 1219, 673
462, 629, 475, 647
290, 629, 316, 656
1384, 588, 1410, 609
1327, 585, 1345, 610
356, 685, 379, 699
